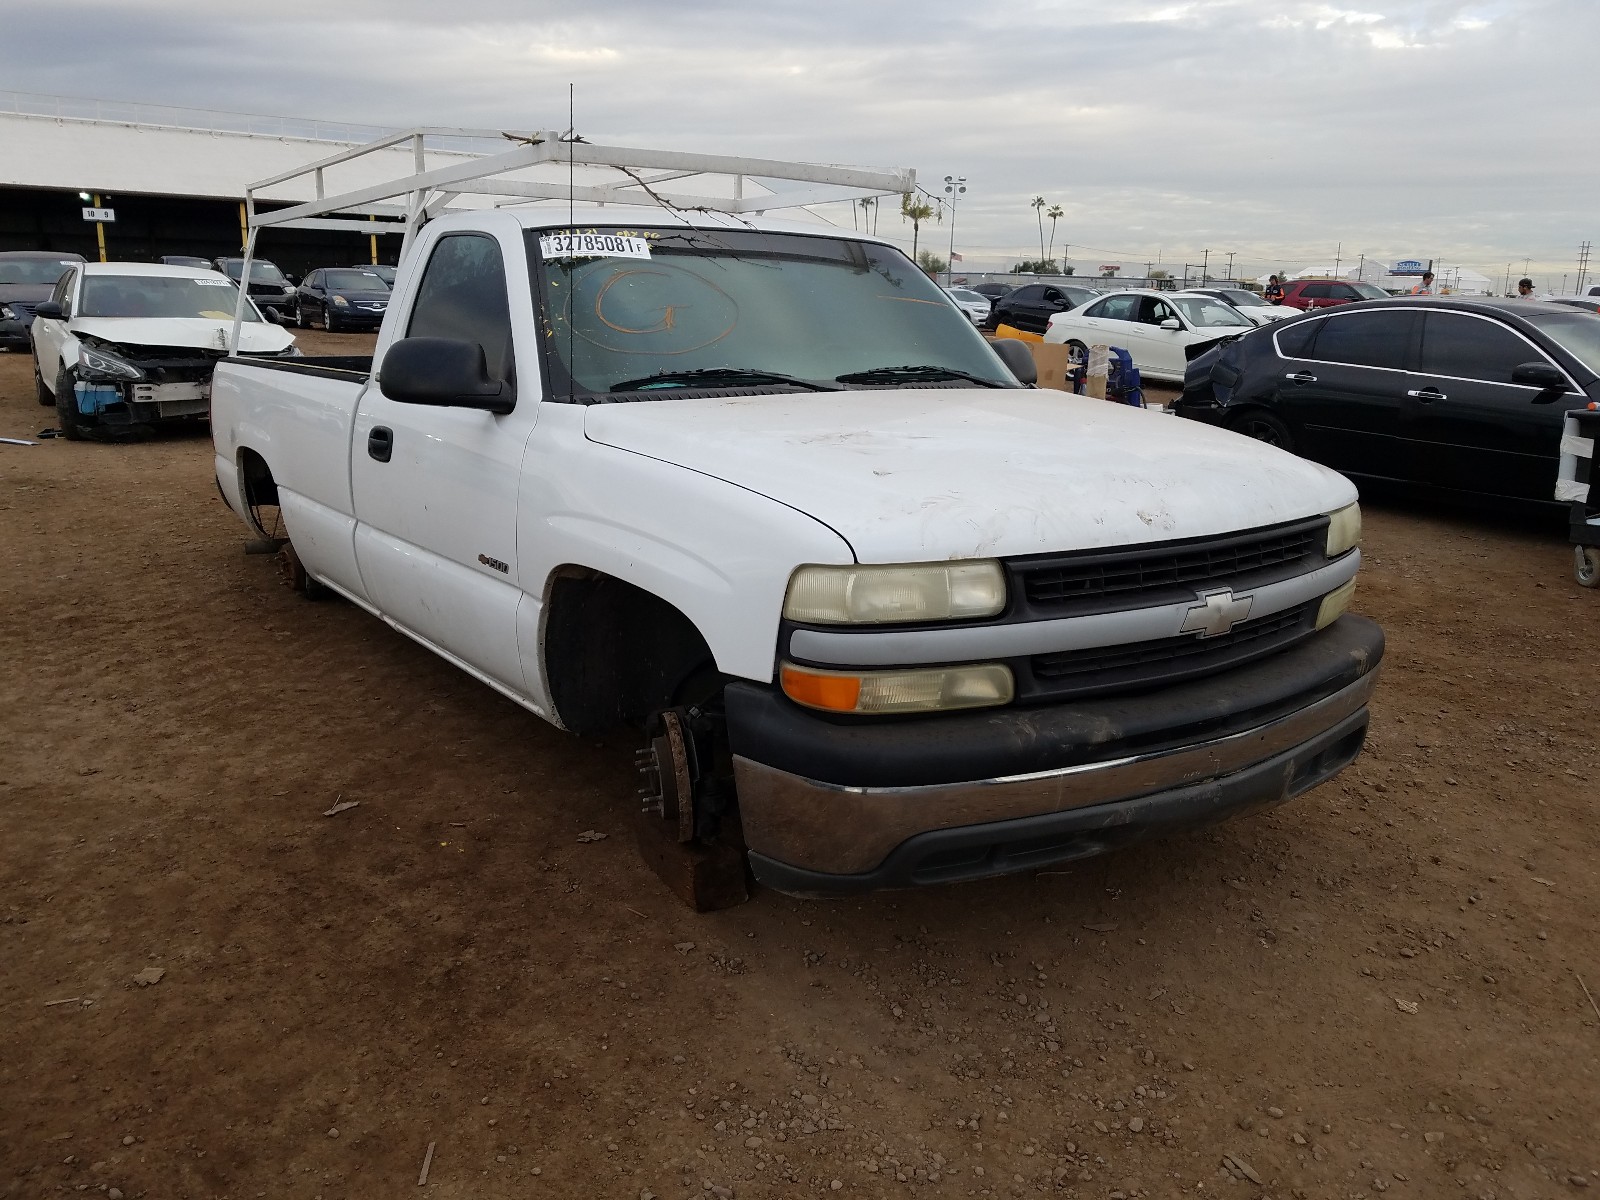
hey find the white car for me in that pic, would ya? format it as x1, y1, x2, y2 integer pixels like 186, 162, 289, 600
31, 261, 295, 439
943, 285, 992, 326
1044, 289, 1255, 383
1192, 287, 1300, 325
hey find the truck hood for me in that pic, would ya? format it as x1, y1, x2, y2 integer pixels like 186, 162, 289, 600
68, 317, 295, 355
584, 389, 1357, 562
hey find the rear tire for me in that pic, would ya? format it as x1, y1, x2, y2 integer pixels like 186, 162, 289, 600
1227, 410, 1294, 453
295, 304, 307, 329
1576, 546, 1600, 588
53, 364, 90, 441
1065, 339, 1089, 366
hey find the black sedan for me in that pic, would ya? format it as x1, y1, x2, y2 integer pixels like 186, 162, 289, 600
985, 282, 1101, 334
1173, 298, 1600, 504
295, 268, 391, 332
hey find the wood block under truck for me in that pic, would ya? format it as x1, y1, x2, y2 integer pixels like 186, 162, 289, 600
1558, 404, 1600, 586
207, 125, 1384, 908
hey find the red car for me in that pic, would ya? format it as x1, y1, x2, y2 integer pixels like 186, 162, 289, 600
1278, 278, 1391, 310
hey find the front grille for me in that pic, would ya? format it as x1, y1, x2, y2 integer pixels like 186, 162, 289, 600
10, 302, 37, 317
1022, 602, 1318, 702
1010, 517, 1327, 616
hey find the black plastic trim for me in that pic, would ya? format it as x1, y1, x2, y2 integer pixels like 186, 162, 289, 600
726, 614, 1382, 788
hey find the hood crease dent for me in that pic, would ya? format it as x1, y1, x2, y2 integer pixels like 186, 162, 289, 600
584, 389, 1356, 563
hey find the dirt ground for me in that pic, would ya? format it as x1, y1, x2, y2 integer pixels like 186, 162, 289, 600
1, 333, 1596, 1200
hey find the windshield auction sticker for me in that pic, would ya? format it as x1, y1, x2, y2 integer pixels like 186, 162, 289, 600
539, 232, 652, 260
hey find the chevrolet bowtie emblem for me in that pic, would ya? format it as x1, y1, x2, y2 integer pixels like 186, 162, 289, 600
1180, 588, 1253, 638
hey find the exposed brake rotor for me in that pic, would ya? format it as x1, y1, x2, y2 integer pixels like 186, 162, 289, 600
636, 709, 696, 843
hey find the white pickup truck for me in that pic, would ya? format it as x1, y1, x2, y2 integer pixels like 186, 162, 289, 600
212, 187, 1381, 903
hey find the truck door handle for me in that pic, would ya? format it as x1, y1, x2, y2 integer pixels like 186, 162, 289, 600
1285, 371, 1317, 384
1406, 388, 1447, 402
368, 426, 393, 462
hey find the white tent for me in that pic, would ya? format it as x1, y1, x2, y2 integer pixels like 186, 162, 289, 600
1288, 262, 1394, 285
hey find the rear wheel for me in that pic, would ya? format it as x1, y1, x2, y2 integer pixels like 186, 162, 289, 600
1576, 546, 1600, 588
53, 364, 91, 441
1065, 339, 1089, 366
294, 304, 307, 329
1227, 410, 1294, 453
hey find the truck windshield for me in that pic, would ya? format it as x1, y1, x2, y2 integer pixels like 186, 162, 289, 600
530, 227, 1016, 400
79, 275, 261, 321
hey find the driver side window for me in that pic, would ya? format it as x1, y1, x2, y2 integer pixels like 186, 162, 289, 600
407, 234, 514, 384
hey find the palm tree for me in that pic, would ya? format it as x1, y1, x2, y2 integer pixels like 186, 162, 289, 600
1031, 196, 1046, 262
901, 194, 938, 263
1046, 205, 1063, 262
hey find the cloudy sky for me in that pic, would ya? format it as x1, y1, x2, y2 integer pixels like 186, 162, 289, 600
5, 0, 1596, 287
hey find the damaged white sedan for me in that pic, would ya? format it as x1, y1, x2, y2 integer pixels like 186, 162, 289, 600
30, 262, 296, 440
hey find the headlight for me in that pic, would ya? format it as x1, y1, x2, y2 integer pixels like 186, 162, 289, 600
1316, 577, 1356, 629
0, 304, 14, 320
331, 295, 350, 308
783, 561, 1006, 625
780, 661, 1014, 714
78, 344, 144, 380
1325, 503, 1361, 557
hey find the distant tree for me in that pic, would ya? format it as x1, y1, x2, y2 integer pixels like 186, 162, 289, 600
1101, 267, 1119, 277
1149, 269, 1170, 280
1063, 264, 1075, 275
1009, 259, 1060, 275
901, 194, 938, 263
1030, 196, 1046, 261
1046, 205, 1063, 260
916, 250, 948, 276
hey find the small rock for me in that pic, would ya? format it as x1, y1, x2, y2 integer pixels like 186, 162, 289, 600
1394, 998, 1419, 1014
108, 1191, 123, 1200
327, 1127, 339, 1139
1237, 1116, 1255, 1131
1224, 1153, 1263, 1185
1568, 1174, 1589, 1188
1267, 1106, 1285, 1119
121, 1137, 135, 1147
1424, 1131, 1445, 1144
674, 942, 696, 954
1290, 1132, 1307, 1146
132, 968, 165, 987
1128, 1117, 1144, 1133
744, 1137, 762, 1149
576, 830, 608, 843
831, 1182, 843, 1192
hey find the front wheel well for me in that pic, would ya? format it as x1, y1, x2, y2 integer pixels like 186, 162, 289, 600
542, 568, 719, 736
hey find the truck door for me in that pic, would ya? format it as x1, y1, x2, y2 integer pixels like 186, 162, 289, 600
349, 229, 537, 697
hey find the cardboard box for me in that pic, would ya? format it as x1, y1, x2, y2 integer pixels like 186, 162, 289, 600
1028, 341, 1077, 393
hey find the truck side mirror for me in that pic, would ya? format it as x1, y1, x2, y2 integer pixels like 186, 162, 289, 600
989, 337, 1037, 385
378, 337, 515, 414
1511, 361, 1567, 396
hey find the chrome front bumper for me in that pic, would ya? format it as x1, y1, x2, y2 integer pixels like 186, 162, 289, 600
733, 662, 1378, 895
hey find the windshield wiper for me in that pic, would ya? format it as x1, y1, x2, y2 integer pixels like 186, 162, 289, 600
836, 365, 1006, 388
609, 368, 841, 393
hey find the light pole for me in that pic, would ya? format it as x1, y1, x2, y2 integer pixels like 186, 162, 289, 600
943, 175, 966, 281
1201, 248, 1209, 282
1226, 251, 1235, 281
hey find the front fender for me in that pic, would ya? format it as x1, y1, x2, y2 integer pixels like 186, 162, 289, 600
520, 406, 853, 687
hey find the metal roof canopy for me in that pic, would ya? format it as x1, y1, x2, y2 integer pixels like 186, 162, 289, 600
231, 125, 915, 350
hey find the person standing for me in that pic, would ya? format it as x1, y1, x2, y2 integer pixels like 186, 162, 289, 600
1408, 271, 1435, 295
1263, 275, 1285, 304
1516, 277, 1537, 298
